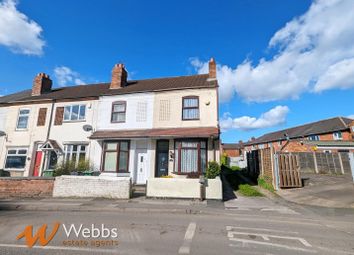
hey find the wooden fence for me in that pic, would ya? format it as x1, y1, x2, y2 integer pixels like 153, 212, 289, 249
277, 153, 302, 188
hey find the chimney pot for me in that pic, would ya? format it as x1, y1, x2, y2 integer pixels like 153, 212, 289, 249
208, 57, 216, 80
32, 73, 52, 96
111, 63, 128, 89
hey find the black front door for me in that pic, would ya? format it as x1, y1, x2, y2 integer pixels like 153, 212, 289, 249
156, 140, 169, 177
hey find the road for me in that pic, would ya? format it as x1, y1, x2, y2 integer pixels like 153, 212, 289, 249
0, 199, 354, 255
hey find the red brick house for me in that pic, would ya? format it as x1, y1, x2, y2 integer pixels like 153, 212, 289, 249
244, 117, 354, 153
221, 142, 244, 157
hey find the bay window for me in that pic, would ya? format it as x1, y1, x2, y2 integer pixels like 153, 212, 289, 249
174, 140, 207, 174
103, 141, 129, 172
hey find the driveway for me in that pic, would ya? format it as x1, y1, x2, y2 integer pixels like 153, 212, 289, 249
277, 173, 354, 208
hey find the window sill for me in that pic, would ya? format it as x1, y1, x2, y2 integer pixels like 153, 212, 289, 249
63, 120, 86, 123
15, 128, 28, 132
4, 168, 25, 172
111, 121, 126, 124
182, 119, 200, 121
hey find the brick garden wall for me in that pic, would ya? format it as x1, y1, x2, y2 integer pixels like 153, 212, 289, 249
0, 177, 54, 198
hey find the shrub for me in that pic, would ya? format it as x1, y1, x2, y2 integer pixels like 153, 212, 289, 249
206, 161, 220, 179
186, 172, 201, 179
54, 159, 93, 176
76, 160, 92, 172
238, 184, 263, 197
231, 166, 241, 171
53, 162, 71, 177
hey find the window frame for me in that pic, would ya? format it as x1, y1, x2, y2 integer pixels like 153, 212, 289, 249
4, 147, 28, 170
182, 96, 200, 121
308, 135, 320, 141
173, 139, 207, 175
333, 131, 343, 140
64, 144, 88, 167
111, 101, 127, 123
102, 141, 130, 173
63, 104, 86, 122
16, 108, 30, 130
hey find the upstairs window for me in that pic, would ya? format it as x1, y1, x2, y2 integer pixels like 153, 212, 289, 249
111, 101, 126, 123
333, 131, 342, 140
63, 105, 86, 121
182, 96, 199, 120
16, 109, 30, 129
308, 135, 320, 141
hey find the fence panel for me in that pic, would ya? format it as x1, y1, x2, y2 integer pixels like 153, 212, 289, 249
278, 153, 302, 188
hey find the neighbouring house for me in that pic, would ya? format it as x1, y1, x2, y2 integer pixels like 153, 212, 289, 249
0, 59, 220, 182
244, 117, 354, 153
221, 142, 244, 157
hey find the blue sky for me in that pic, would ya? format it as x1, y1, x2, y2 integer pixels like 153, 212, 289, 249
0, 0, 353, 143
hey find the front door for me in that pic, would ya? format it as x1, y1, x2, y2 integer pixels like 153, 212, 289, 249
156, 140, 169, 177
33, 151, 42, 176
136, 151, 147, 184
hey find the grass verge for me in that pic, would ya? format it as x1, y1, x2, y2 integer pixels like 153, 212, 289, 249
238, 184, 263, 197
257, 178, 275, 193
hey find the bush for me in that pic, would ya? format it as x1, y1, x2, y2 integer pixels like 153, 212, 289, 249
206, 161, 220, 179
231, 166, 241, 171
0, 169, 10, 177
186, 172, 201, 179
238, 184, 263, 197
54, 159, 93, 176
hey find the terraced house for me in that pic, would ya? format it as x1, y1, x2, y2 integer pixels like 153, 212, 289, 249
0, 59, 220, 184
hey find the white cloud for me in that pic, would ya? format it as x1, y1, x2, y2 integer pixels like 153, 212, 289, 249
348, 115, 354, 119
0, 0, 45, 55
54, 66, 85, 87
191, 0, 354, 102
220, 105, 289, 131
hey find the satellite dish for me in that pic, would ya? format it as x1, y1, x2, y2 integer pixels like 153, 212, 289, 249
83, 125, 93, 132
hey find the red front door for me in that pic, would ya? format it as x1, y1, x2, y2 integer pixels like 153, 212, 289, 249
33, 151, 43, 177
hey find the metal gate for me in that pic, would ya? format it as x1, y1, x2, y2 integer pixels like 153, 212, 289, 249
278, 153, 302, 188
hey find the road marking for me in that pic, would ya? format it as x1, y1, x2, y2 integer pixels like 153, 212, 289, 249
227, 231, 312, 247
229, 240, 317, 253
0, 243, 118, 253
178, 222, 196, 254
226, 226, 299, 234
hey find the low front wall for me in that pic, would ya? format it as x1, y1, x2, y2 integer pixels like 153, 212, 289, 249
53, 176, 131, 199
0, 177, 54, 198
146, 177, 222, 200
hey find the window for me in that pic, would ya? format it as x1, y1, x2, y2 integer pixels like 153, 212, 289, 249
111, 101, 126, 123
16, 109, 30, 129
174, 140, 207, 174
182, 96, 199, 120
103, 141, 129, 172
5, 148, 27, 169
333, 131, 342, 140
64, 144, 87, 166
308, 135, 320, 141
278, 140, 283, 146
63, 105, 86, 121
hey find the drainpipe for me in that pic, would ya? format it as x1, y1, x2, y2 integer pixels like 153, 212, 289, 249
46, 100, 55, 140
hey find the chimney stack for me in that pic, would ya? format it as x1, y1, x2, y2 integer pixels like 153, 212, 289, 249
110, 63, 127, 89
208, 57, 216, 80
32, 73, 52, 96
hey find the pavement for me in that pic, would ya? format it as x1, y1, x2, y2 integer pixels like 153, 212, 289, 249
277, 173, 354, 209
1, 195, 354, 255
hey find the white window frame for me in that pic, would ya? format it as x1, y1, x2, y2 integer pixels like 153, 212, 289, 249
16, 108, 30, 130
4, 147, 28, 170
64, 144, 88, 166
308, 135, 320, 141
63, 104, 86, 122
333, 131, 343, 140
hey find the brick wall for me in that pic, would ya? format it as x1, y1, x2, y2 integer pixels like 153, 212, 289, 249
0, 177, 54, 198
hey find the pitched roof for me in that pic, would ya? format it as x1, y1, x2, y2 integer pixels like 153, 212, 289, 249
0, 74, 216, 105
90, 127, 219, 139
246, 117, 353, 145
221, 143, 244, 149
